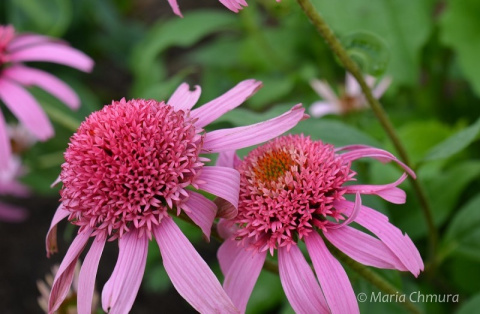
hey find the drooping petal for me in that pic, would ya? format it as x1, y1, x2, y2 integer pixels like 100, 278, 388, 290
4, 65, 80, 109
8, 34, 55, 51
222, 243, 267, 313
217, 218, 238, 241
196, 166, 240, 210
305, 232, 359, 314
166, 0, 183, 17
328, 192, 361, 229
216, 150, 240, 168
342, 173, 408, 204
0, 202, 27, 222
345, 73, 361, 96
219, 0, 248, 12
334, 200, 424, 276
183, 191, 216, 239
202, 104, 307, 152
309, 101, 341, 117
167, 83, 201, 111
324, 226, 407, 271
310, 79, 339, 105
218, 238, 243, 275
215, 197, 238, 219
0, 78, 54, 140
78, 233, 106, 314
154, 217, 238, 313
46, 204, 70, 257
48, 228, 93, 313
101, 228, 148, 314
191, 79, 262, 128
372, 76, 392, 99
0, 179, 29, 196
278, 245, 329, 314
0, 111, 11, 170
8, 42, 94, 72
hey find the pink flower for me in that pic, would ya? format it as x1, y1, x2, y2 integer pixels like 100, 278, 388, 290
167, 0, 253, 16
46, 80, 307, 314
309, 73, 391, 117
216, 135, 423, 314
0, 25, 94, 170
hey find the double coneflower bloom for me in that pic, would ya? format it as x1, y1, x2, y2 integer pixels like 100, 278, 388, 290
46, 80, 307, 313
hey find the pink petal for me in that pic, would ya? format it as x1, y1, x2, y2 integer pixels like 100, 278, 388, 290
0, 111, 11, 170
196, 166, 240, 211
218, 0, 248, 12
0, 78, 54, 140
78, 233, 106, 314
191, 79, 262, 128
343, 173, 408, 204
222, 243, 267, 313
167, 83, 201, 111
183, 191, 216, 239
8, 42, 94, 72
310, 79, 339, 104
304, 232, 359, 314
324, 226, 407, 271
339, 146, 416, 179
4, 65, 80, 109
217, 218, 238, 240
278, 245, 329, 314
345, 73, 361, 96
218, 238, 243, 275
167, 0, 183, 17
328, 192, 361, 229
0, 179, 29, 196
309, 101, 341, 117
101, 228, 148, 314
154, 217, 238, 313
0, 202, 27, 222
216, 150, 240, 168
202, 104, 307, 152
46, 204, 70, 257
48, 228, 92, 313
8, 34, 55, 51
335, 200, 424, 276
215, 197, 238, 219
372, 76, 392, 99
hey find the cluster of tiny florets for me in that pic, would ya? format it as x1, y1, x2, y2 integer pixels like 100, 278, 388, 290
60, 99, 204, 239
234, 134, 354, 253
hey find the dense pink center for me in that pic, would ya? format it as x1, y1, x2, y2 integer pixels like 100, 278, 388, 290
234, 135, 353, 252
60, 99, 204, 239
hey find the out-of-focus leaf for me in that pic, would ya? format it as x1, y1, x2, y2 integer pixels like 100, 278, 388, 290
456, 294, 480, 314
7, 0, 72, 36
247, 76, 295, 110
440, 0, 480, 97
246, 270, 284, 314
423, 117, 480, 162
447, 255, 480, 294
312, 0, 433, 85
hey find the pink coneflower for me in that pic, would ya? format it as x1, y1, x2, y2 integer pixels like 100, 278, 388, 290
309, 73, 391, 117
46, 80, 307, 314
0, 25, 93, 170
217, 134, 423, 313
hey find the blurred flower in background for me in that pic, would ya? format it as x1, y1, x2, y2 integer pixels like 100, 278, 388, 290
216, 135, 423, 313
0, 24, 93, 170
309, 73, 391, 117
167, 0, 249, 17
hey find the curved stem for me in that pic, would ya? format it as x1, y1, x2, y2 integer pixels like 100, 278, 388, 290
295, 0, 437, 262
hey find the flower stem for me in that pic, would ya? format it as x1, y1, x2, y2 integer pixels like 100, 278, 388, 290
294, 0, 437, 262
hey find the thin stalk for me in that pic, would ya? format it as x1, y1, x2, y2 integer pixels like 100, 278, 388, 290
295, 0, 437, 262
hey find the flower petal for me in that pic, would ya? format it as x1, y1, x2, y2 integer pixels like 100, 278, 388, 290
278, 245, 329, 314
8, 33, 55, 51
167, 0, 183, 17
373, 76, 392, 99
191, 79, 262, 128
309, 101, 341, 118
101, 228, 148, 314
196, 166, 240, 211
0, 111, 11, 170
334, 200, 424, 276
345, 73, 361, 96
219, 0, 248, 12
0, 202, 27, 222
4, 65, 80, 109
310, 79, 339, 104
202, 104, 307, 152
46, 204, 70, 257
305, 232, 359, 314
218, 238, 243, 275
216, 151, 240, 168
0, 78, 54, 140
182, 191, 216, 239
342, 173, 408, 204
78, 233, 106, 314
48, 228, 92, 313
324, 226, 407, 271
154, 217, 238, 313
167, 83, 201, 111
222, 242, 267, 313
8, 41, 94, 72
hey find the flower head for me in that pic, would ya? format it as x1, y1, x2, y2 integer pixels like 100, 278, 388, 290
217, 135, 423, 314
0, 25, 93, 170
46, 80, 307, 314
309, 73, 391, 117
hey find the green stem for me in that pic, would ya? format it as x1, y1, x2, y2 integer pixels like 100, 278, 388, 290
295, 0, 437, 263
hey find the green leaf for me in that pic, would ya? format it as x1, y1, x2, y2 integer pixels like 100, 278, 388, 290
423, 117, 480, 162
456, 293, 480, 314
440, 0, 480, 97
311, 0, 434, 85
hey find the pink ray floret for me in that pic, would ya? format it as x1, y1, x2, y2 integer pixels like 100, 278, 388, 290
217, 134, 423, 314
46, 80, 307, 314
0, 25, 93, 170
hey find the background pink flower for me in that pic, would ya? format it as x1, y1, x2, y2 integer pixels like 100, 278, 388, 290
0, 25, 93, 170
217, 134, 423, 314
46, 80, 307, 314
